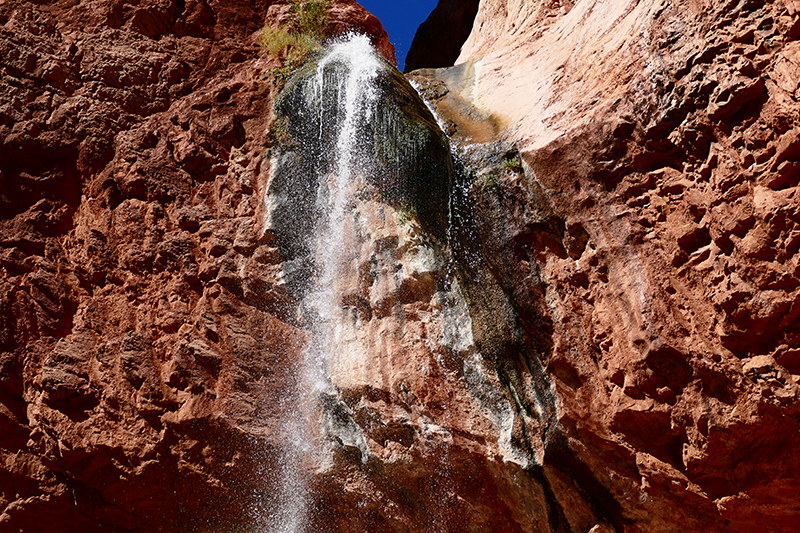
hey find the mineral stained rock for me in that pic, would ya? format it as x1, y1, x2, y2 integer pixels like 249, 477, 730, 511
411, 0, 800, 531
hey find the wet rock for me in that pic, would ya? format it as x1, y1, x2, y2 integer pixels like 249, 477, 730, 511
267, 46, 452, 265
411, 0, 800, 530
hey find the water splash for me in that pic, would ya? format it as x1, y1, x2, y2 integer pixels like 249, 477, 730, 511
264, 33, 383, 533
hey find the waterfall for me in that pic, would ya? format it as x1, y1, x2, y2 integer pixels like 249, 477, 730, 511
264, 34, 383, 533
261, 30, 494, 530
303, 34, 381, 413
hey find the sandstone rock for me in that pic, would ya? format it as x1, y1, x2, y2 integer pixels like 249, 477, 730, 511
4, 0, 800, 530
410, 0, 800, 530
0, 0, 393, 530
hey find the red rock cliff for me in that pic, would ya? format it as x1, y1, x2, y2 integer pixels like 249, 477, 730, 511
0, 0, 391, 530
3, 0, 800, 531
412, 0, 800, 530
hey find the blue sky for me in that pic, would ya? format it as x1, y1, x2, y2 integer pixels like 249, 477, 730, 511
358, 0, 439, 70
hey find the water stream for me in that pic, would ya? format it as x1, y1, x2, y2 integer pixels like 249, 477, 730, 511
265, 34, 384, 533
302, 35, 382, 426
261, 32, 535, 532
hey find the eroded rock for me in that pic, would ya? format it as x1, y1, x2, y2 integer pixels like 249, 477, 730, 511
0, 0, 393, 530
412, 0, 800, 530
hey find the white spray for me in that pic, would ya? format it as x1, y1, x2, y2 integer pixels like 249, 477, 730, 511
265, 34, 382, 533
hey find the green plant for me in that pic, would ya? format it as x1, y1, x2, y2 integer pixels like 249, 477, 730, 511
464, 166, 478, 183
258, 0, 330, 82
258, 27, 312, 58
268, 115, 293, 145
480, 172, 498, 189
502, 155, 522, 173
469, 168, 498, 191
261, 61, 304, 85
289, 0, 330, 39
397, 201, 417, 226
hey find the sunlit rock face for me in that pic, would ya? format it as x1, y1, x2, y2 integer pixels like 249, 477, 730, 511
262, 35, 567, 531
0, 1, 394, 531
5, 0, 800, 530
411, 0, 800, 531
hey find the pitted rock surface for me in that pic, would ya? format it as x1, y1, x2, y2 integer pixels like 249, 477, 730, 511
3, 0, 800, 531
0, 1, 390, 530
413, 0, 800, 530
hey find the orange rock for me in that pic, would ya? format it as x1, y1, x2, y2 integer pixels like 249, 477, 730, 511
410, 0, 800, 530
4, 0, 800, 530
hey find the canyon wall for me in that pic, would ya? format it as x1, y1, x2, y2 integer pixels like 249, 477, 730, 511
404, 0, 479, 72
2, 0, 800, 531
0, 1, 392, 530
411, 0, 800, 531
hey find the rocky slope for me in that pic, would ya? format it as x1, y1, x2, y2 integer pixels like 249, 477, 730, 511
410, 0, 800, 531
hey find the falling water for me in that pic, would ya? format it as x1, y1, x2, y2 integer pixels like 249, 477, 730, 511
264, 34, 383, 533
260, 28, 498, 530
303, 34, 382, 416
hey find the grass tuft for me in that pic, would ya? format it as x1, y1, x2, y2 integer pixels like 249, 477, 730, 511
258, 1, 331, 84
502, 155, 522, 172
289, 0, 329, 39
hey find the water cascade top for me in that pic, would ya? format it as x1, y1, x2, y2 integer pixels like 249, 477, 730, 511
265, 33, 453, 271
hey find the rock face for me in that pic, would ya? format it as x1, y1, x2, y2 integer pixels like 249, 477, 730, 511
404, 0, 479, 72
3, 0, 800, 531
261, 37, 558, 531
267, 0, 396, 63
0, 1, 392, 531
410, 0, 800, 530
